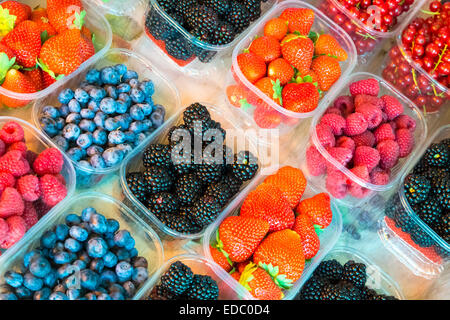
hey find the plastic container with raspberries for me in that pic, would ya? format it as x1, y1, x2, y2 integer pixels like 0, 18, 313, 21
0, 0, 112, 111
0, 117, 76, 253
378, 124, 450, 279
301, 72, 427, 207
120, 102, 262, 241
143, 0, 277, 76
0, 192, 164, 300
33, 48, 181, 188
225, 0, 356, 133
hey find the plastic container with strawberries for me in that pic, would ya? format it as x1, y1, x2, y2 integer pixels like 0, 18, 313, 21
224, 0, 356, 134
142, 0, 277, 77
33, 48, 181, 188
300, 72, 427, 208
0, 0, 112, 111
316, 0, 427, 62
381, 1, 450, 115
378, 124, 450, 279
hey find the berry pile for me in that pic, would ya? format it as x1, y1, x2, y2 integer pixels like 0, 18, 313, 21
297, 259, 397, 300
307, 77, 417, 199
0, 121, 67, 250
39, 64, 166, 170
126, 103, 259, 235
211, 166, 334, 300
0, 0, 96, 108
0, 207, 149, 300
149, 260, 219, 300
382, 1, 450, 113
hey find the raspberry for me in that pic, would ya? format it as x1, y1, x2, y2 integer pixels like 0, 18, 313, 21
370, 167, 390, 185
0, 121, 25, 144
17, 175, 41, 202
7, 141, 27, 156
395, 115, 416, 132
354, 94, 384, 109
33, 148, 64, 175
354, 146, 380, 172
349, 78, 379, 97
0, 187, 24, 218
40, 174, 67, 207
327, 147, 353, 169
388, 121, 397, 131
381, 95, 403, 120
315, 124, 335, 148
0, 172, 15, 192
355, 103, 382, 129
325, 107, 342, 116
23, 202, 38, 230
33, 199, 51, 218
344, 112, 368, 136
306, 145, 326, 176
0, 218, 8, 243
320, 114, 346, 136
377, 140, 400, 169
348, 166, 371, 198
353, 131, 375, 147
1, 216, 27, 249
374, 123, 395, 144
25, 150, 38, 166
336, 136, 356, 153
396, 128, 414, 158
54, 173, 66, 185
333, 95, 354, 116
326, 169, 348, 199
0, 150, 30, 177
0, 140, 5, 157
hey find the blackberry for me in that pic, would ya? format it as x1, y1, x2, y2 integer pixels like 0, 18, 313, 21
185, 5, 219, 33
410, 226, 434, 247
158, 211, 201, 234
424, 167, 448, 184
342, 260, 366, 289
434, 212, 450, 243
196, 48, 217, 63
192, 26, 212, 44
175, 173, 203, 206
297, 276, 328, 300
433, 176, 450, 210
156, 0, 176, 13
205, 120, 226, 142
185, 275, 219, 300
168, 124, 191, 146
143, 166, 173, 194
143, 144, 172, 168
412, 156, 429, 175
183, 103, 212, 131
196, 163, 223, 184
225, 2, 250, 33
231, 151, 259, 182
403, 173, 431, 205
145, 13, 176, 41
165, 37, 194, 61
203, 0, 230, 16
126, 172, 149, 204
314, 259, 344, 283
149, 285, 177, 300
174, 0, 197, 18
242, 0, 262, 22
191, 195, 221, 226
320, 281, 363, 300
393, 207, 415, 233
361, 287, 378, 300
160, 261, 194, 295
210, 22, 235, 45
205, 180, 232, 207
424, 143, 449, 167
170, 12, 185, 26
417, 197, 442, 229
148, 192, 179, 216
221, 174, 242, 195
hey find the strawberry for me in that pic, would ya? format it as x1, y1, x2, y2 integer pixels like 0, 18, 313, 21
30, 8, 57, 37
1, 20, 41, 68
253, 106, 282, 129
240, 183, 295, 232
47, 0, 84, 33
264, 18, 288, 41
254, 77, 282, 105
279, 8, 314, 35
210, 245, 233, 272
296, 193, 333, 229
0, 187, 24, 218
267, 58, 294, 85
0, 44, 15, 59
237, 52, 266, 84
292, 213, 320, 260
0, 1, 31, 27
226, 84, 257, 109
41, 69, 56, 88
217, 216, 269, 263
239, 263, 283, 300
282, 82, 319, 113
281, 36, 314, 75
314, 34, 348, 61
23, 68, 44, 91
264, 166, 307, 209
0, 69, 36, 108
248, 35, 281, 63
311, 55, 341, 91
253, 229, 305, 287
230, 270, 241, 282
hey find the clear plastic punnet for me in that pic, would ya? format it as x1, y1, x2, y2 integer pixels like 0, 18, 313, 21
142, 0, 278, 77
224, 0, 357, 134
0, 0, 112, 110
33, 48, 181, 188
378, 124, 450, 279
202, 163, 343, 300
300, 72, 427, 208
0, 192, 164, 300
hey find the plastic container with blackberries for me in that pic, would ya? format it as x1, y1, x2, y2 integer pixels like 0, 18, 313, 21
378, 124, 450, 279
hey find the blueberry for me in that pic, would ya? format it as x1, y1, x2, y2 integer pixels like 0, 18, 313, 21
85, 292, 97, 300
100, 97, 116, 114
117, 83, 131, 94
40, 116, 58, 137
145, 95, 154, 105
132, 256, 148, 268
80, 81, 97, 91
130, 106, 144, 122
42, 105, 60, 118
15, 286, 32, 299
106, 219, 119, 233
142, 119, 152, 131
115, 261, 133, 281
89, 154, 107, 169
29, 257, 51, 278
79, 119, 96, 132
123, 131, 136, 143
94, 111, 106, 129
89, 213, 108, 234
114, 248, 130, 261
58, 89, 75, 104
24, 250, 41, 269
130, 88, 145, 104
132, 267, 148, 284
115, 100, 127, 114
4, 271, 23, 288
63, 123, 81, 141
114, 230, 134, 249
49, 292, 69, 300
34, 287, 51, 300
114, 64, 127, 76
56, 264, 74, 279
139, 80, 155, 97
59, 104, 70, 117
66, 289, 80, 300
87, 237, 108, 258
108, 130, 126, 145
86, 69, 101, 84
0, 293, 17, 300
53, 251, 71, 265
66, 147, 84, 162
150, 111, 164, 128
92, 128, 107, 145
41, 231, 57, 249
101, 67, 120, 85
23, 273, 43, 291
104, 117, 120, 131
105, 85, 118, 100
54, 224, 69, 241
129, 247, 138, 258
80, 108, 95, 119
69, 226, 89, 242
64, 238, 82, 252
110, 291, 124, 300
68, 99, 81, 113
90, 258, 105, 273
128, 78, 139, 88
115, 114, 131, 130
65, 112, 82, 125
118, 93, 131, 107
129, 121, 145, 134
89, 87, 106, 101
72, 259, 87, 270
74, 88, 90, 105
52, 135, 69, 151
97, 293, 112, 300
103, 147, 124, 167
116, 143, 133, 155
76, 132, 93, 149
86, 145, 104, 157
122, 281, 135, 298
55, 117, 65, 130
123, 70, 138, 82
80, 269, 99, 291
135, 133, 147, 146
153, 104, 166, 117
87, 101, 100, 113
138, 103, 153, 116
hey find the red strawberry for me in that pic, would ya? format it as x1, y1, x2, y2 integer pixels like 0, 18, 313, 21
33, 148, 64, 175
267, 58, 294, 85
254, 77, 282, 105
292, 213, 320, 260
264, 166, 307, 209
17, 175, 41, 202
296, 193, 333, 229
349, 78, 380, 97
0, 215, 26, 249
249, 35, 281, 63
30, 8, 57, 37
282, 82, 319, 113
0, 69, 36, 108
0, 150, 30, 177
279, 8, 314, 35
310, 55, 341, 92
237, 52, 267, 84
210, 245, 233, 272
0, 44, 15, 59
239, 263, 283, 300
314, 34, 348, 61
253, 106, 282, 129
263, 18, 288, 41
0, 187, 24, 218
40, 174, 67, 207
23, 68, 44, 92
47, 0, 84, 33
22, 201, 38, 230
0, 1, 31, 27
281, 37, 314, 75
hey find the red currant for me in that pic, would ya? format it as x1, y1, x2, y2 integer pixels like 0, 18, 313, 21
429, 1, 441, 12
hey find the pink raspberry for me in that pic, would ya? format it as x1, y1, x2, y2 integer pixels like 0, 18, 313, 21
381, 95, 403, 120
336, 136, 356, 153
353, 131, 375, 147
33, 199, 52, 218
320, 113, 346, 136
17, 175, 41, 202
325, 107, 342, 116
355, 103, 383, 129
349, 78, 379, 97
7, 141, 27, 156
0, 172, 15, 191
354, 94, 384, 109
348, 166, 371, 198
333, 95, 354, 116
0, 187, 24, 218
327, 147, 353, 169
354, 146, 380, 172
54, 173, 66, 186
396, 128, 414, 158
388, 121, 397, 132
0, 121, 25, 144
0, 216, 27, 249
40, 174, 67, 207
374, 123, 395, 144
377, 140, 400, 169
381, 111, 388, 124
306, 145, 327, 176
395, 114, 416, 132
0, 218, 8, 243
326, 169, 348, 199
0, 150, 30, 177
315, 124, 336, 148
0, 140, 5, 157
23, 202, 38, 230
370, 167, 391, 185
33, 148, 64, 176
25, 150, 38, 167
344, 112, 368, 136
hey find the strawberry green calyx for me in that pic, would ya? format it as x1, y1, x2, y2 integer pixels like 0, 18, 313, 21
214, 230, 234, 268
313, 224, 323, 235
36, 58, 65, 81
258, 262, 293, 289
239, 98, 253, 112
238, 262, 258, 291
308, 31, 319, 44
271, 79, 283, 105
0, 53, 16, 85
73, 10, 87, 30
0, 7, 16, 37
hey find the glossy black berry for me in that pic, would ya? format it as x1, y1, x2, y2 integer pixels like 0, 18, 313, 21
143, 144, 172, 168
424, 143, 449, 167
126, 172, 149, 204
185, 274, 219, 300
175, 173, 203, 206
160, 261, 194, 295
231, 151, 259, 182
342, 260, 366, 289
143, 166, 173, 194
225, 2, 250, 33
403, 174, 431, 206
313, 259, 343, 283
191, 195, 221, 227
148, 192, 179, 216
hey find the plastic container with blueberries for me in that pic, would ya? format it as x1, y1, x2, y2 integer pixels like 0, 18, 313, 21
33, 48, 181, 188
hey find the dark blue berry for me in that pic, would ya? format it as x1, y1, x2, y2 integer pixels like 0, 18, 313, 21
114, 64, 127, 76
115, 261, 133, 281
63, 123, 81, 141
130, 88, 145, 103
40, 116, 58, 137
42, 105, 60, 118
89, 213, 108, 234
34, 287, 51, 300
49, 292, 69, 300
87, 237, 108, 258
94, 111, 106, 129
29, 257, 51, 278
41, 231, 57, 249
105, 117, 120, 131
103, 147, 124, 167
80, 269, 99, 291
89, 87, 106, 101
68, 99, 81, 113
79, 119, 96, 132
52, 135, 69, 151
23, 273, 43, 291
89, 154, 107, 169
74, 88, 90, 105
123, 70, 138, 82
58, 89, 75, 104
93, 128, 107, 145
115, 100, 127, 114
100, 97, 117, 114
101, 67, 120, 85
69, 226, 89, 242
139, 80, 154, 97
76, 132, 93, 149
86, 69, 101, 84
86, 145, 104, 157
108, 130, 126, 145
67, 147, 84, 162
4, 271, 23, 288
80, 108, 95, 119
65, 112, 81, 125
